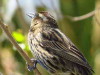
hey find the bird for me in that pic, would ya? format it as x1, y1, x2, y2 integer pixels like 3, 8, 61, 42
27, 11, 93, 75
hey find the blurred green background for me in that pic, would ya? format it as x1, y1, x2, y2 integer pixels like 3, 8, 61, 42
0, 0, 100, 75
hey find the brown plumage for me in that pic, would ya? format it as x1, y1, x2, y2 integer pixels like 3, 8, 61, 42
28, 11, 93, 75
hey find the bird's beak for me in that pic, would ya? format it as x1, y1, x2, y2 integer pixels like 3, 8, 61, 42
26, 13, 35, 18
27, 13, 39, 19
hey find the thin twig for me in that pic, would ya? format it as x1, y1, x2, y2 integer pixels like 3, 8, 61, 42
0, 20, 41, 75
67, 10, 95, 21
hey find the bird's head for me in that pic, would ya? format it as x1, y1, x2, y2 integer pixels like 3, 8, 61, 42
27, 11, 58, 30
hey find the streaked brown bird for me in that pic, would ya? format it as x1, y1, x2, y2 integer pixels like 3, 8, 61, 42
27, 11, 93, 75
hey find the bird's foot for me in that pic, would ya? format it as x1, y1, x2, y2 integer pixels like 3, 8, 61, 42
27, 58, 37, 71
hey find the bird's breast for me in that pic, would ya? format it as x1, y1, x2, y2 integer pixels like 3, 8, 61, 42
28, 32, 53, 59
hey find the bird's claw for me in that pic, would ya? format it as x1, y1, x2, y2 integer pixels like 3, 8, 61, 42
27, 58, 37, 71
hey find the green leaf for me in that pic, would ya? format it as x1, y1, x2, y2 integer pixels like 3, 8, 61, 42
12, 31, 24, 42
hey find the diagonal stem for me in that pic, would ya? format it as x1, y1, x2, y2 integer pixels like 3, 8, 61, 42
0, 20, 41, 75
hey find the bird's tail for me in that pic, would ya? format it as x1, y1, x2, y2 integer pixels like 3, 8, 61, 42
71, 64, 93, 75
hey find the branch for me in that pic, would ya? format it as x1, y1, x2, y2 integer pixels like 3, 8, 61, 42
67, 10, 95, 21
0, 20, 41, 75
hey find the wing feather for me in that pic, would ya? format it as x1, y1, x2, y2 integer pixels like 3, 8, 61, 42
40, 28, 92, 70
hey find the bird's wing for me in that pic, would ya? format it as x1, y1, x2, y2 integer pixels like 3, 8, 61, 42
40, 28, 92, 70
